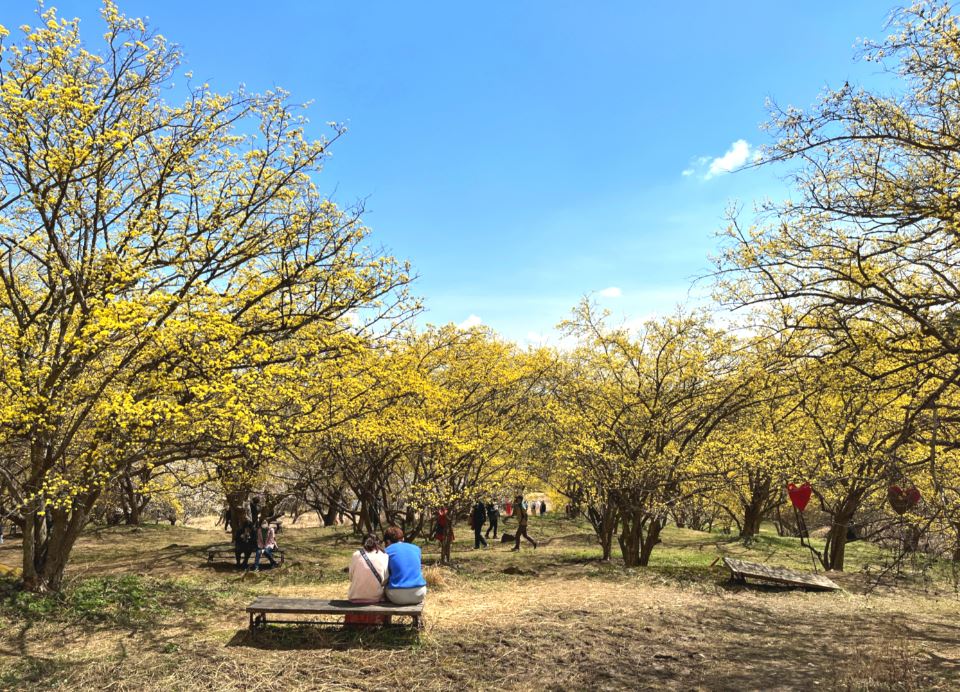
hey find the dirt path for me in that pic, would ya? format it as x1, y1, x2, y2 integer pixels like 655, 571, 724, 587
2, 523, 959, 690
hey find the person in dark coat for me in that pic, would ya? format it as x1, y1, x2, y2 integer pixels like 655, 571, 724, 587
540, 500, 547, 516
472, 500, 488, 549
485, 502, 500, 539
250, 495, 261, 527
234, 520, 257, 569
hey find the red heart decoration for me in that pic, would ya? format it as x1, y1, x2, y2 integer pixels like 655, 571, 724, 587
787, 482, 812, 512
888, 486, 921, 515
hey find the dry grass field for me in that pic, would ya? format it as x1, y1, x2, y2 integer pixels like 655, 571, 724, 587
1, 516, 959, 691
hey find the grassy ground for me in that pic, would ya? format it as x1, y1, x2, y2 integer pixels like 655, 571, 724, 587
1, 515, 959, 691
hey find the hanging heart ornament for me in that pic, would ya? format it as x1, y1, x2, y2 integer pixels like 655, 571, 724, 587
887, 486, 921, 515
787, 482, 812, 512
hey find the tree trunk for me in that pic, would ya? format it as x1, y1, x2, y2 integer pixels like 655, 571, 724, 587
638, 518, 664, 567
740, 502, 764, 538
587, 504, 618, 560
619, 511, 644, 567
322, 488, 342, 527
823, 508, 856, 571
740, 477, 772, 538
440, 528, 453, 565
21, 495, 96, 592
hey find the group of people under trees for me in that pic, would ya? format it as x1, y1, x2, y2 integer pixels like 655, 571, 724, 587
470, 494, 545, 551
229, 495, 280, 572
226, 492, 550, 574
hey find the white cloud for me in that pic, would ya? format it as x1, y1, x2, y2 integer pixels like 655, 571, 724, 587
598, 286, 622, 298
683, 140, 753, 180
705, 139, 751, 179
457, 314, 483, 329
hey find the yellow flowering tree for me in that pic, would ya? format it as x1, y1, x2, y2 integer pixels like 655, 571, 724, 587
546, 301, 753, 566
0, 4, 411, 591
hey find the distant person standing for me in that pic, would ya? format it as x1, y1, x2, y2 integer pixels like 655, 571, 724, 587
485, 502, 499, 539
235, 520, 257, 569
250, 494, 261, 527
510, 495, 537, 551
540, 500, 547, 516
433, 507, 453, 544
504, 499, 513, 518
472, 500, 488, 549
531, 500, 539, 516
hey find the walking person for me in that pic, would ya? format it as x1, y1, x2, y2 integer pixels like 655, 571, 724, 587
510, 495, 537, 551
485, 502, 499, 539
472, 500, 488, 549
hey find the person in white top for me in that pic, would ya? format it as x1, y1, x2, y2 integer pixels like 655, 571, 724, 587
348, 533, 390, 604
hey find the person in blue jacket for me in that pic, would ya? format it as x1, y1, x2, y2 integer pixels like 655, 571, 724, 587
382, 525, 427, 605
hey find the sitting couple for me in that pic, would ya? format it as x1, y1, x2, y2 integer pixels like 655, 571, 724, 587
348, 526, 426, 616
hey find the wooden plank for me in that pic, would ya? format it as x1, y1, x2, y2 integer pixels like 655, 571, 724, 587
206, 545, 285, 555
206, 545, 286, 565
246, 597, 423, 616
722, 557, 841, 591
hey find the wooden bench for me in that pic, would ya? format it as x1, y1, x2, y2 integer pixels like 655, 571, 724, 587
206, 544, 286, 566
246, 597, 424, 631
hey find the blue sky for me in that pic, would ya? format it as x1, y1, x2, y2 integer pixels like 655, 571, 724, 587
8, 1, 898, 343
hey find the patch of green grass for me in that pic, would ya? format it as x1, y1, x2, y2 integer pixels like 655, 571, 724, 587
0, 574, 227, 627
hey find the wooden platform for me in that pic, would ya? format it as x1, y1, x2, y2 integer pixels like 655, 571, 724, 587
722, 557, 841, 591
246, 596, 425, 630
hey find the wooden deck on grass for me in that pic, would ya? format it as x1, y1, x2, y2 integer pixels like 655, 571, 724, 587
723, 557, 841, 591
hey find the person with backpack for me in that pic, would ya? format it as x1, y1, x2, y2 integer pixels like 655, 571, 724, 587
346, 533, 390, 626
472, 500, 488, 549
348, 534, 389, 601
485, 502, 500, 539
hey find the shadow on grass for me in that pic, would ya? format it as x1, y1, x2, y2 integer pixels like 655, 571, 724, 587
225, 625, 422, 651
